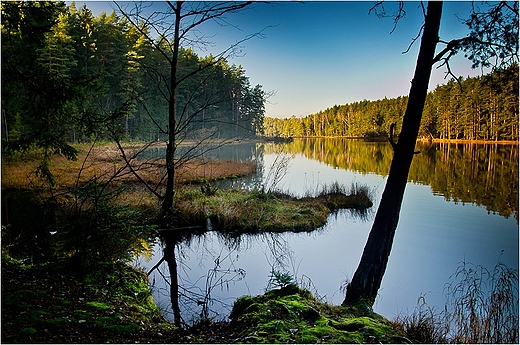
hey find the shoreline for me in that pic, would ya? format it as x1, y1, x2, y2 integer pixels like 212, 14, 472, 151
416, 137, 519, 145
66, 136, 519, 152
261, 135, 519, 145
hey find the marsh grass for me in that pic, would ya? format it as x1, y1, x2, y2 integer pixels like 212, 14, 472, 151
176, 188, 329, 232
309, 182, 373, 210
393, 259, 519, 344
175, 182, 373, 234
2, 143, 255, 191
444, 259, 519, 344
392, 295, 448, 344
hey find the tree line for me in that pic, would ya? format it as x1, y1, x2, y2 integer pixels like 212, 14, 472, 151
2, 1, 266, 151
263, 64, 518, 141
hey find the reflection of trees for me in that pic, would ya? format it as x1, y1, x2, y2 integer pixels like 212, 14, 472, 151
270, 138, 518, 221
423, 142, 518, 221
152, 231, 249, 326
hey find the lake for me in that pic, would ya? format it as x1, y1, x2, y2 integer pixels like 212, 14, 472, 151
134, 138, 518, 325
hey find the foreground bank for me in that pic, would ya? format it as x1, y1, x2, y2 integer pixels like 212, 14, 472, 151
1, 256, 410, 343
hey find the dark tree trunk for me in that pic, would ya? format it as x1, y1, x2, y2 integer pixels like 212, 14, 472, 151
343, 1, 443, 307
161, 1, 182, 218
164, 240, 182, 327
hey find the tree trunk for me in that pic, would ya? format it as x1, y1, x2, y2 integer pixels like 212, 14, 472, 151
343, 1, 443, 307
164, 241, 182, 327
161, 1, 182, 218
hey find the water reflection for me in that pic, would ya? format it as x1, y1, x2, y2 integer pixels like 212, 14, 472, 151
141, 139, 517, 220
135, 139, 518, 325
137, 207, 373, 325
267, 138, 518, 221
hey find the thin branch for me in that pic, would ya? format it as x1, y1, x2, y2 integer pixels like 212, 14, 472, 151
402, 23, 424, 54
112, 133, 163, 200
369, 1, 406, 34
148, 256, 166, 275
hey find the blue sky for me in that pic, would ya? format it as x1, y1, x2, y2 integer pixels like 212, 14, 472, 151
82, 1, 487, 118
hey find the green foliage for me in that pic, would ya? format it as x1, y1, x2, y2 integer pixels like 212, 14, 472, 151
263, 65, 519, 141
1, 1, 88, 161
267, 269, 296, 291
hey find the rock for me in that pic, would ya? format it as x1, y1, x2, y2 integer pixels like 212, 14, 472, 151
302, 307, 320, 322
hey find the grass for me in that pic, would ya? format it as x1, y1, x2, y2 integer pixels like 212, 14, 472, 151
392, 259, 519, 344
175, 183, 373, 234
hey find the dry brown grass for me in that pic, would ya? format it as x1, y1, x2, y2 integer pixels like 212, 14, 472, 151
2, 143, 256, 190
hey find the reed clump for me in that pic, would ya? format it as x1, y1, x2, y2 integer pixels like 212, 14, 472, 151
308, 182, 373, 211
392, 259, 519, 344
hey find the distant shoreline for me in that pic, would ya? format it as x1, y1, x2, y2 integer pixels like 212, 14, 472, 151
416, 137, 519, 145
261, 135, 519, 145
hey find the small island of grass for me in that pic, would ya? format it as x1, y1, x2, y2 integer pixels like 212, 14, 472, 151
174, 182, 373, 234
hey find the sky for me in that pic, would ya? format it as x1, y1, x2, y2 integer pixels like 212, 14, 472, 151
81, 1, 489, 119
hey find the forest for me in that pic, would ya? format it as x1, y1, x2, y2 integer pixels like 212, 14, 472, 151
2, 1, 518, 343
1, 1, 266, 151
263, 64, 519, 141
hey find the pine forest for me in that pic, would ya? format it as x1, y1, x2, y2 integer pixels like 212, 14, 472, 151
2, 2, 266, 150
263, 65, 518, 141
2, 1, 518, 153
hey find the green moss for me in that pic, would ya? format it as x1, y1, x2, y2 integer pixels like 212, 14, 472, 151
86, 301, 112, 311
16, 327, 37, 337
2, 256, 175, 343
229, 285, 407, 344
3, 290, 33, 306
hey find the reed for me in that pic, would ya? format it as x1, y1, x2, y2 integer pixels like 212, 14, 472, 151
392, 259, 519, 344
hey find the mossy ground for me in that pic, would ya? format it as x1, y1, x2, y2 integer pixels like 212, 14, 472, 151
1, 255, 412, 344
227, 284, 410, 344
1, 256, 180, 343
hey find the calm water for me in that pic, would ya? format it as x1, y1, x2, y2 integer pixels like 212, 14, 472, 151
134, 139, 518, 324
